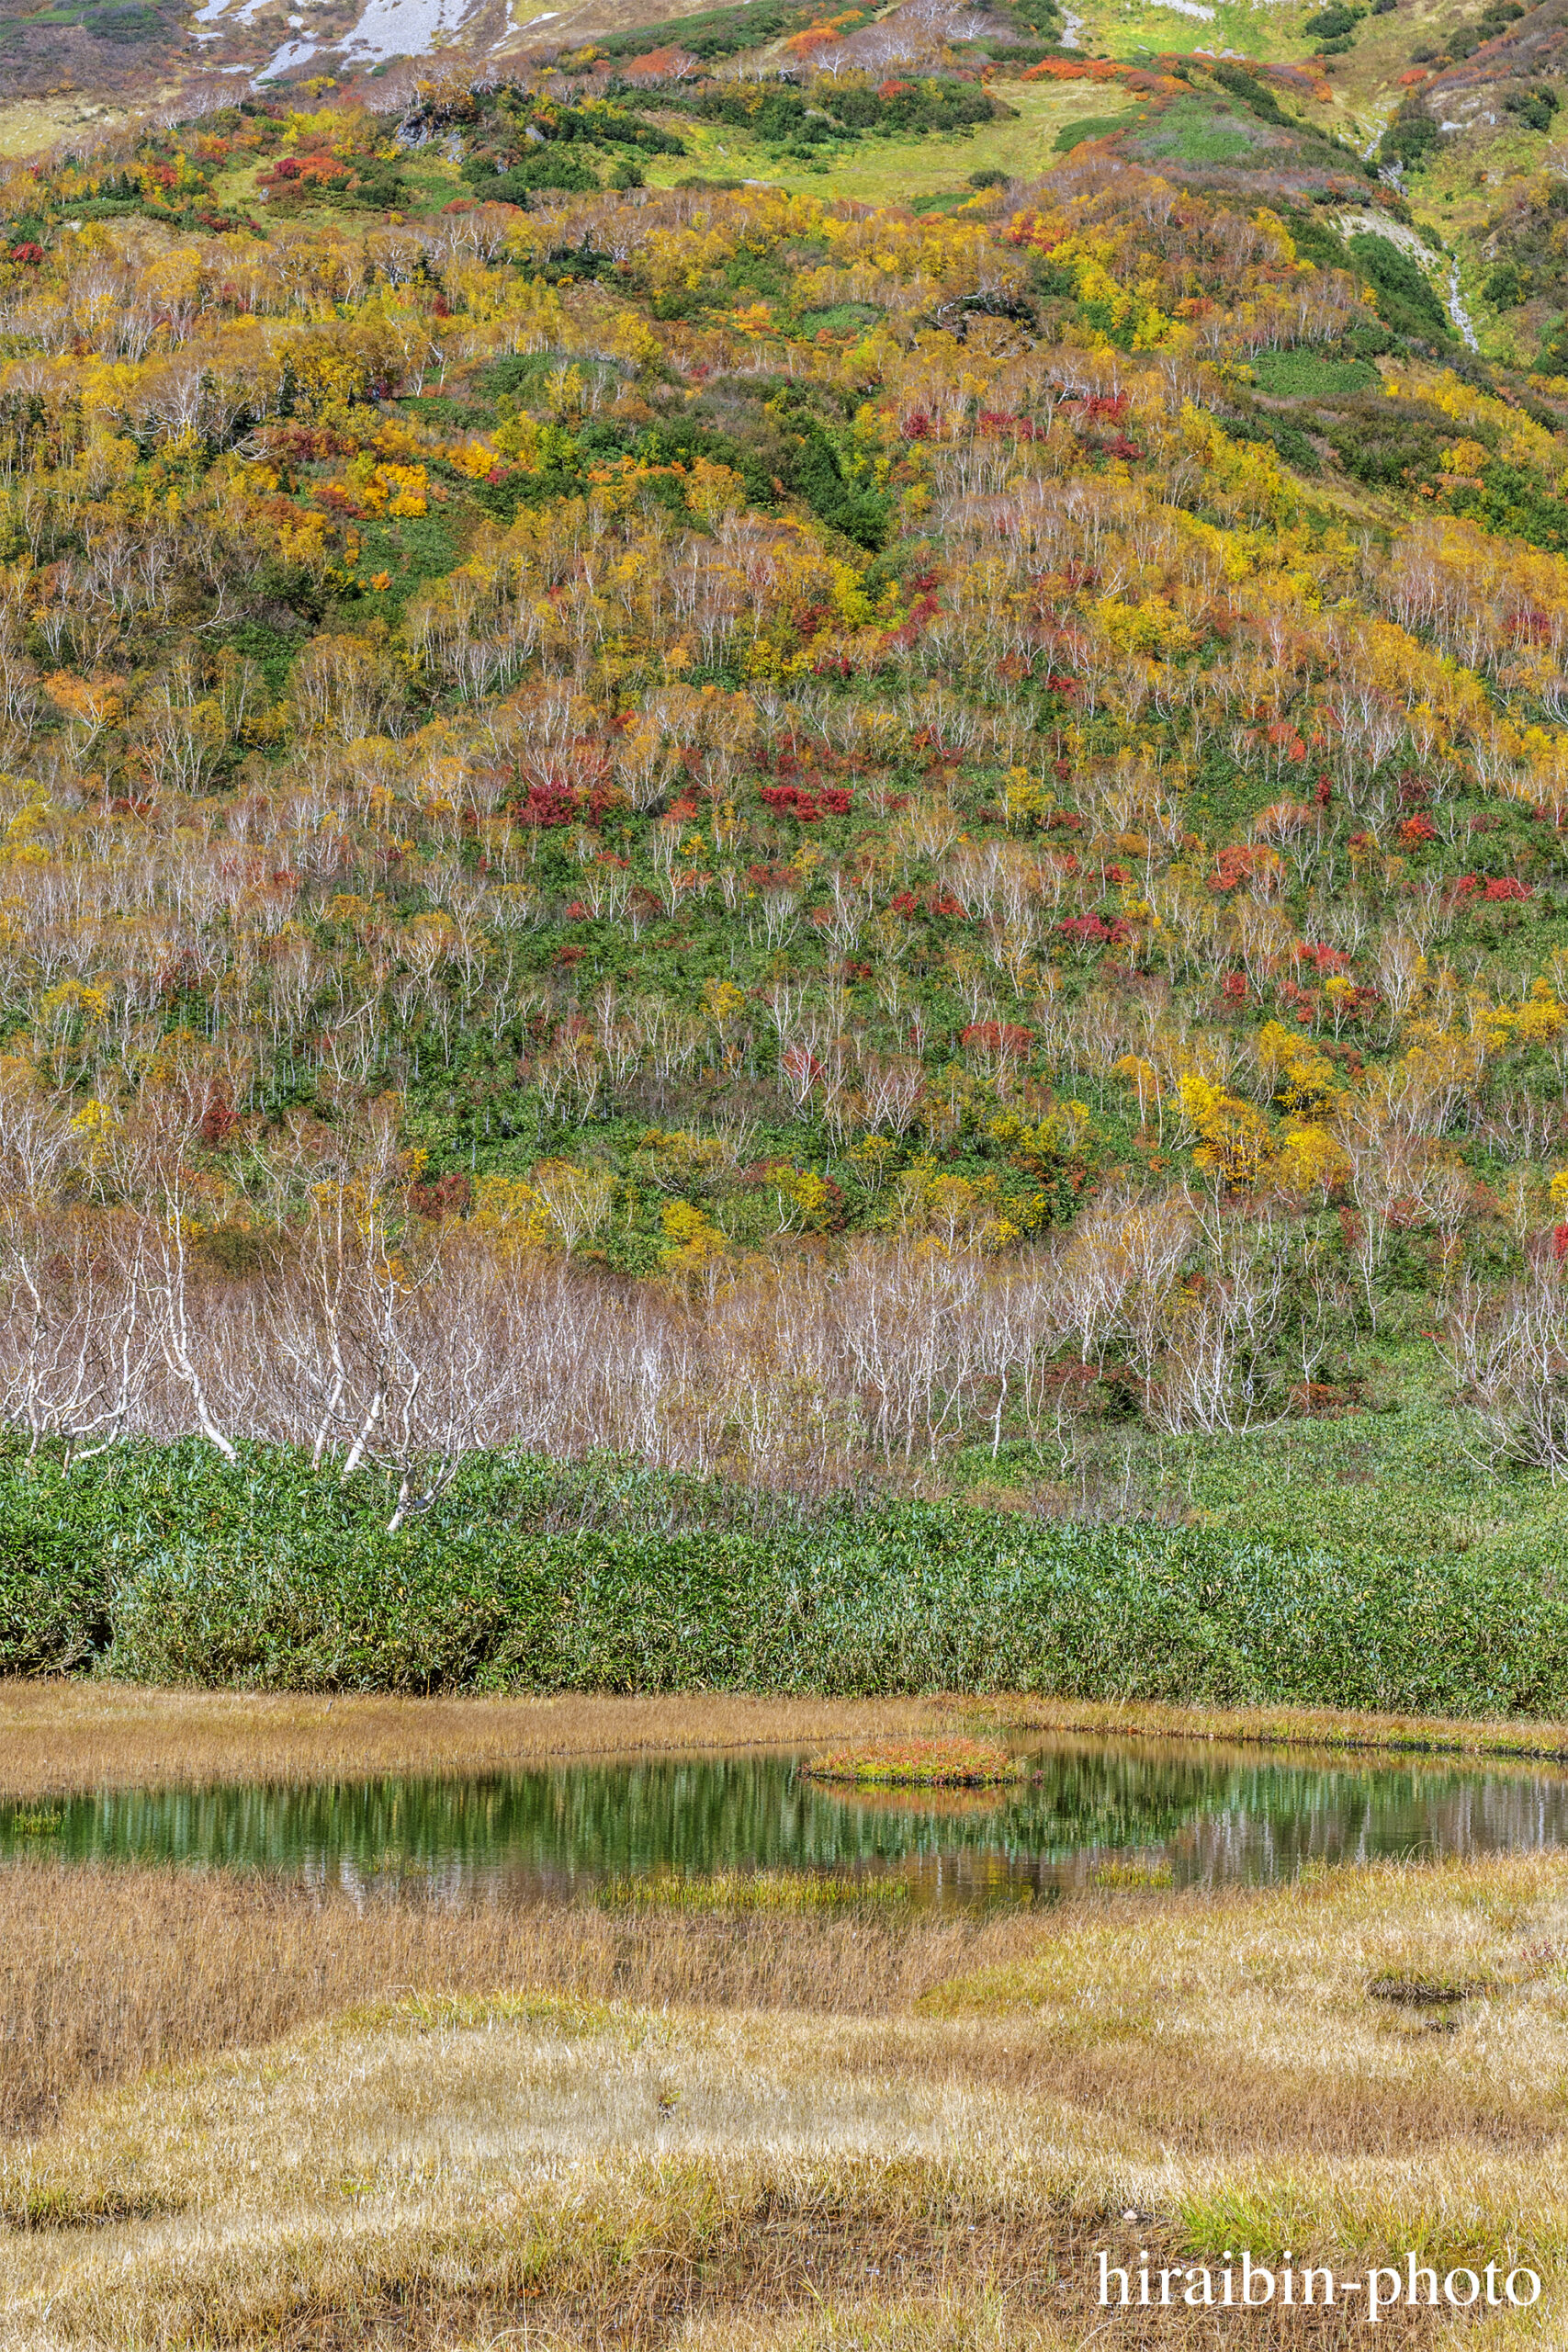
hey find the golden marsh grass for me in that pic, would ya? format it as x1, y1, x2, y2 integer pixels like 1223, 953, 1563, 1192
9, 1682, 1568, 1803
7, 1691, 1568, 2342
0, 1684, 961, 1801
5, 1848, 1568, 2343
804, 1737, 1030, 1787
0, 1858, 1024, 2135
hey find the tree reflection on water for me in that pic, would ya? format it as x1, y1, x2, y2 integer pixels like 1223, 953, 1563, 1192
5, 1736, 1567, 1910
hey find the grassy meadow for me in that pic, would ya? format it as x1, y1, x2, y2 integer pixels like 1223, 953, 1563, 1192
4, 1691, 1568, 2345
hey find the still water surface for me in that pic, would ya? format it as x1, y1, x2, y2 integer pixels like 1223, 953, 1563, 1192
6, 1736, 1568, 1908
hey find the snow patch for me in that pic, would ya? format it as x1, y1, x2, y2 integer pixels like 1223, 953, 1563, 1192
255, 32, 319, 75
339, 0, 482, 62
198, 0, 295, 36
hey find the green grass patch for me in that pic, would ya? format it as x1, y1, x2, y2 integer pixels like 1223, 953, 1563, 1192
1054, 113, 1137, 152
1250, 348, 1381, 397
1132, 99, 1259, 164
1106, 0, 1314, 59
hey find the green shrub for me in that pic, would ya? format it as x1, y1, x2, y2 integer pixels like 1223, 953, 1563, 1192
0, 1472, 116, 1672
1506, 85, 1560, 133
488, 149, 602, 199
1347, 231, 1451, 344
1378, 103, 1439, 175
1205, 62, 1290, 126
1301, 5, 1359, 38
1319, 392, 1452, 487
1217, 410, 1322, 475
6, 1442, 1568, 1715
1448, 460, 1568, 555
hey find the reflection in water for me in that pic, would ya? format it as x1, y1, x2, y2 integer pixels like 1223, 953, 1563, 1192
5, 1736, 1567, 1911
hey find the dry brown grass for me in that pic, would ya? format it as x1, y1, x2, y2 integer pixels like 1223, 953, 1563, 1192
5, 1850, 1568, 2344
0, 1858, 1032, 2135
8, 1683, 1568, 1804
0, 1685, 962, 1801
9, 1690, 1568, 2341
963, 1694, 1568, 1764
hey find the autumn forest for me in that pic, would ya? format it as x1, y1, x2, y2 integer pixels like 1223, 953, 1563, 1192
0, 44, 1565, 1655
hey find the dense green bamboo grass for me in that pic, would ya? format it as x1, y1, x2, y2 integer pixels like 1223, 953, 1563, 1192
3, 1440, 1564, 1713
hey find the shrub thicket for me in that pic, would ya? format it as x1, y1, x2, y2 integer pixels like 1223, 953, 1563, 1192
4, 1442, 1566, 1714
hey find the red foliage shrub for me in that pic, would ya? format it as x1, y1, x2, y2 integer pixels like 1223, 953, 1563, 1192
961, 1021, 1033, 1052
761, 783, 821, 821
1213, 843, 1270, 890
262, 153, 352, 189
410, 1171, 472, 1220
199, 1091, 239, 1147
512, 782, 578, 827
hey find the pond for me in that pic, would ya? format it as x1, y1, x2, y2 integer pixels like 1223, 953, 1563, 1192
6, 1734, 1568, 1908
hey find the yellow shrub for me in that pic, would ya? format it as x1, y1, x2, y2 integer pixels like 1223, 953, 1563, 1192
659, 1198, 727, 1269
446, 441, 500, 481
1277, 1123, 1350, 1200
